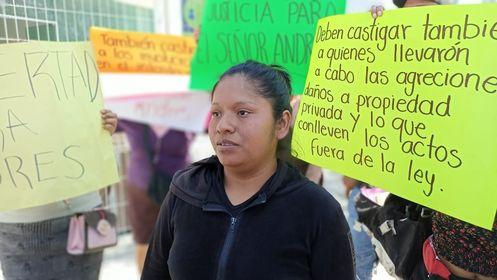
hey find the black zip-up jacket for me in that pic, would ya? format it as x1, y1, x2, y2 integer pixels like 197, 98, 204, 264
142, 156, 355, 280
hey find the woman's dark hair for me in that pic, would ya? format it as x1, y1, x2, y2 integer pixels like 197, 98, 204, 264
393, 0, 407, 7
212, 60, 292, 120
393, 0, 440, 7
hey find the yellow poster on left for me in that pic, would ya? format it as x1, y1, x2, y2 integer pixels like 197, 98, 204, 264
0, 41, 119, 212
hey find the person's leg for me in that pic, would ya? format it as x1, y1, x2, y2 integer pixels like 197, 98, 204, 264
126, 182, 160, 273
347, 187, 377, 280
136, 244, 149, 272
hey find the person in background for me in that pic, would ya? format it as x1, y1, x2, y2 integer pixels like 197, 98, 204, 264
343, 176, 378, 280
341, 2, 442, 278
116, 25, 201, 273
141, 60, 355, 280
0, 110, 118, 280
413, 213, 496, 280
118, 120, 194, 273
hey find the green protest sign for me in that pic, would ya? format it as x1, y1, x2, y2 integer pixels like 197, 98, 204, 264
190, 0, 346, 94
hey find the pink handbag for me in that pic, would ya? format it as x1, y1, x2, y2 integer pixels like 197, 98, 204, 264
67, 209, 118, 255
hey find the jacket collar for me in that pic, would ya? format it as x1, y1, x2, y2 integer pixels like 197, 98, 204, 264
171, 156, 306, 211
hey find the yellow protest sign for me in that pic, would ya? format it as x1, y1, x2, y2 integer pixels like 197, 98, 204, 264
0, 41, 119, 211
292, 4, 497, 229
89, 27, 196, 74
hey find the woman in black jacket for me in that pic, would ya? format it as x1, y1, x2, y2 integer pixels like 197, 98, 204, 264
141, 60, 355, 280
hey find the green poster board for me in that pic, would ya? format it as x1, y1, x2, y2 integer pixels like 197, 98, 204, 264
190, 0, 346, 94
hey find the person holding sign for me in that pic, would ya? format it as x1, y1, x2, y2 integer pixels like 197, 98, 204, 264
141, 61, 355, 280
414, 213, 497, 280
0, 110, 118, 280
118, 120, 194, 273
342, 176, 378, 280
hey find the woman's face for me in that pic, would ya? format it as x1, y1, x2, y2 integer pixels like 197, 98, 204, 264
209, 74, 289, 170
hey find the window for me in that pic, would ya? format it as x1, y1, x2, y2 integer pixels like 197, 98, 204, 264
0, 0, 154, 44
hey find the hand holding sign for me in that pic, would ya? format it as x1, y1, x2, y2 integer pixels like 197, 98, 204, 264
101, 109, 118, 134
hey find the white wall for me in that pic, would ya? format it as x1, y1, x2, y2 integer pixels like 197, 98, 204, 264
154, 0, 182, 34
